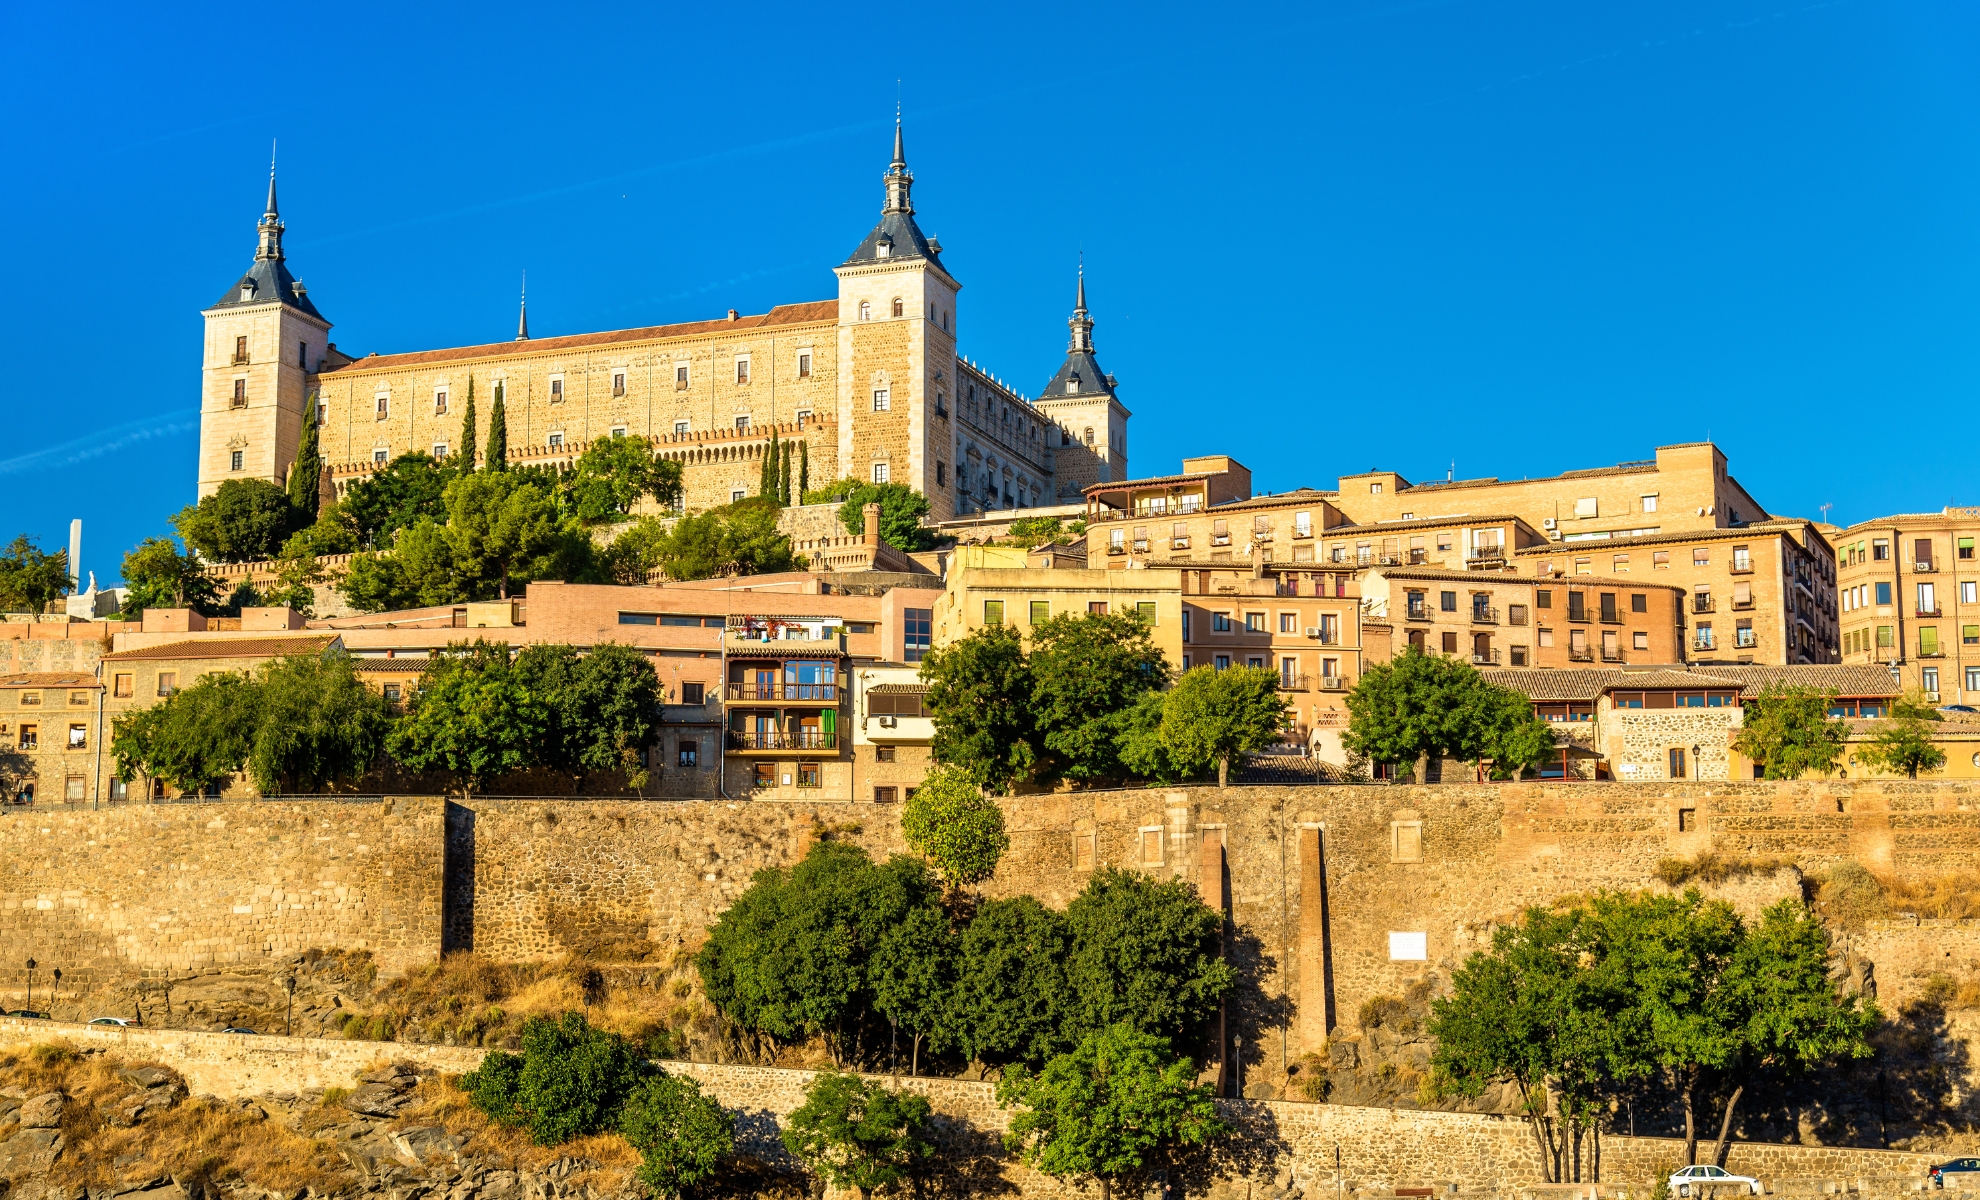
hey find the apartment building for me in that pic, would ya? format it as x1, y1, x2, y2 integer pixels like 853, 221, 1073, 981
1360, 567, 1684, 669
1512, 520, 1838, 666
933, 567, 1186, 662
850, 663, 934, 804
1835, 508, 1980, 703
0, 671, 105, 805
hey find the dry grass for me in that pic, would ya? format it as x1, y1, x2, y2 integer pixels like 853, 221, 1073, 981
1653, 851, 1797, 888
0, 1041, 352, 1195
331, 951, 703, 1052
1811, 863, 1980, 929
391, 1077, 639, 1178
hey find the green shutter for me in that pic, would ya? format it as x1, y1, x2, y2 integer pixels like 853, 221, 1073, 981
822, 708, 836, 735
1921, 628, 1940, 655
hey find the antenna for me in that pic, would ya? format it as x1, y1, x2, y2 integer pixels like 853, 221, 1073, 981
1820, 502, 1833, 525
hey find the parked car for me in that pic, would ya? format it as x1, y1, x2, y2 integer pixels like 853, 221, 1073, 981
1669, 1166, 1762, 1196
220, 1027, 258, 1035
1941, 705, 1978, 715
5, 1010, 49, 1020
1932, 1159, 1980, 1189
87, 1016, 140, 1027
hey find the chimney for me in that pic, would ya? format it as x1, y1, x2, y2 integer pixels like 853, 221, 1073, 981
863, 502, 882, 549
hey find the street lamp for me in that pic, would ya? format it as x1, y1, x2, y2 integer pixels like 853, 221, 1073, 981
284, 974, 296, 1038
23, 959, 35, 1015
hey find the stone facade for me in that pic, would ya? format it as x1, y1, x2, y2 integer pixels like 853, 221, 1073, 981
1834, 507, 1980, 702
201, 133, 1123, 523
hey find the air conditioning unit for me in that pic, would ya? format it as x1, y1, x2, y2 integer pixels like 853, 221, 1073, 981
1542, 518, 1557, 530
877, 715, 898, 728
1305, 627, 1322, 638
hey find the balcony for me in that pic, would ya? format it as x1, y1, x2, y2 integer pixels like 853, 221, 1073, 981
1254, 532, 1273, 544
1278, 673, 1309, 691
1693, 637, 1717, 652
1599, 612, 1626, 625
1471, 606, 1499, 624
1107, 545, 1127, 556
1731, 598, 1755, 611
1568, 647, 1594, 662
1915, 561, 1937, 573
1567, 609, 1591, 624
1466, 548, 1508, 565
1918, 607, 1943, 618
1730, 562, 1754, 575
1918, 647, 1946, 659
727, 730, 839, 752
1470, 649, 1501, 665
1172, 538, 1191, 550
1405, 607, 1435, 622
1407, 549, 1428, 565
725, 683, 840, 702
1601, 649, 1625, 663
1319, 675, 1348, 691
1212, 534, 1231, 547
1132, 540, 1149, 553
725, 629, 847, 655
1692, 598, 1716, 614
232, 353, 250, 365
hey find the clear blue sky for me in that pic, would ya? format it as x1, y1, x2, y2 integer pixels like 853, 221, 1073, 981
3, 0, 1977, 585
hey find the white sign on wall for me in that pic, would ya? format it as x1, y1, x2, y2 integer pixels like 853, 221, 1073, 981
1389, 931, 1428, 961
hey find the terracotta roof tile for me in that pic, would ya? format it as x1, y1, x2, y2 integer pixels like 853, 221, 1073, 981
0, 673, 102, 688
318, 302, 838, 375
103, 635, 340, 661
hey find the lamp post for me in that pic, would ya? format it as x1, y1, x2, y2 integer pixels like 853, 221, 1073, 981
23, 958, 35, 1015
284, 974, 296, 1038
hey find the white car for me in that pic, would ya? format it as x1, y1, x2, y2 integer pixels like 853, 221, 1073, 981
87, 1016, 140, 1027
1670, 1166, 1762, 1196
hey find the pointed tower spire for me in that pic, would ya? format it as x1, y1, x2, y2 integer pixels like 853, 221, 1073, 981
516, 272, 530, 340
255, 142, 286, 263
1068, 260, 1094, 354
883, 112, 914, 216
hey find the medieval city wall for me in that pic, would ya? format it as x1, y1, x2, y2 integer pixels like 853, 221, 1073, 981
0, 1017, 1939, 1194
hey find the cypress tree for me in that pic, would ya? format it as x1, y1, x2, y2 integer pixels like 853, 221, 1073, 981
459, 377, 477, 472
288, 394, 322, 520
761, 430, 780, 500
798, 439, 810, 500
780, 444, 793, 506
487, 386, 509, 471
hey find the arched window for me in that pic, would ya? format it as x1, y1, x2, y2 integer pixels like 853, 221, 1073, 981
892, 297, 904, 318
1084, 427, 1095, 446
859, 300, 871, 321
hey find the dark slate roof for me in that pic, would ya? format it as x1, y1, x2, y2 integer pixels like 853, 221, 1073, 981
209, 255, 325, 322
1037, 348, 1116, 402
843, 211, 945, 270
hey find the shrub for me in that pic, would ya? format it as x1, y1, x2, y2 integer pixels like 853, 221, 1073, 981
1653, 852, 1795, 888
456, 1010, 652, 1145
781, 1068, 933, 1200
619, 1073, 735, 1198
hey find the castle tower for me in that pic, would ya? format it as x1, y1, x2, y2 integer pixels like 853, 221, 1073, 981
197, 161, 332, 499
1035, 265, 1130, 495
834, 120, 959, 514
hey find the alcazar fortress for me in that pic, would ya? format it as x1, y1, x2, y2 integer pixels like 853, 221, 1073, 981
196, 122, 1130, 516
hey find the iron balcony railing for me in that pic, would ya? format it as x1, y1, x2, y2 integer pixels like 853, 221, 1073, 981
727, 731, 838, 751
726, 683, 839, 702
1568, 647, 1594, 662
1470, 649, 1501, 665
1471, 606, 1498, 624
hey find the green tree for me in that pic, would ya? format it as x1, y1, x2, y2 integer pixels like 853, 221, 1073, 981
287, 406, 323, 519
111, 671, 259, 796
781, 1069, 934, 1200
458, 1011, 652, 1146
245, 653, 391, 793
869, 903, 958, 1075
1465, 685, 1556, 780
119, 536, 221, 618
836, 482, 933, 551
619, 1073, 735, 1199
387, 640, 549, 794
0, 535, 71, 613
487, 386, 509, 470
900, 765, 1010, 890
1855, 715, 1947, 778
760, 430, 781, 501
568, 435, 683, 524
1159, 666, 1289, 787
260, 535, 326, 617
1027, 612, 1171, 783
951, 895, 1071, 1069
1005, 515, 1087, 545
282, 501, 360, 558
341, 453, 452, 549
339, 519, 470, 612
998, 1023, 1228, 1200
1113, 690, 1209, 783
173, 478, 301, 563
601, 516, 669, 585
798, 439, 810, 499
803, 475, 865, 505
444, 470, 567, 599
459, 377, 478, 472
653, 497, 799, 581
1344, 646, 1538, 780
1732, 684, 1845, 779
1061, 868, 1236, 1047
514, 642, 660, 790
918, 624, 1037, 792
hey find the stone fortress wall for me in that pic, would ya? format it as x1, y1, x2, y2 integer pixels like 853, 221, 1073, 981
8, 780, 1980, 1069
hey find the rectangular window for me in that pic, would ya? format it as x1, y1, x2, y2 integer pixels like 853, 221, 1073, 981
873, 389, 891, 412
872, 462, 890, 484
1733, 581, 1752, 607
1574, 497, 1598, 518
1613, 554, 1629, 573
1600, 593, 1618, 622
1924, 666, 1940, 693
232, 378, 248, 408
1633, 630, 1649, 651
1508, 604, 1528, 626
433, 443, 449, 459
677, 740, 699, 768
1917, 538, 1935, 567
230, 450, 244, 472
1574, 557, 1591, 576
936, 462, 946, 486
157, 672, 178, 696
1440, 590, 1457, 612
1212, 612, 1233, 633
1214, 654, 1231, 670
1295, 511, 1312, 537
795, 762, 820, 788
1030, 600, 1050, 624
1510, 646, 1527, 666
1961, 537, 1975, 560
549, 377, 564, 402
1669, 748, 1687, 779
1630, 592, 1648, 613
983, 600, 1004, 625
674, 420, 690, 436
1536, 589, 1552, 609
735, 358, 751, 385
1877, 625, 1892, 648
1919, 582, 1938, 613
373, 448, 388, 464
1537, 626, 1554, 647
19, 691, 40, 707
1137, 601, 1157, 623
381, 684, 402, 703
1873, 539, 1890, 561
904, 608, 932, 663
753, 762, 776, 788
1280, 612, 1299, 634
113, 674, 132, 698
675, 364, 690, 389
1441, 631, 1458, 653
1921, 627, 1940, 656
1965, 625, 1979, 646
1876, 582, 1892, 606
1695, 621, 1714, 649
434, 389, 449, 415
1641, 494, 1659, 513
548, 431, 564, 449
611, 372, 626, 396
1963, 581, 1977, 605
1567, 591, 1587, 622
1732, 546, 1751, 571
874, 785, 898, 803
17, 724, 35, 750
1653, 551, 1669, 569
1245, 611, 1265, 632
797, 351, 812, 378
1693, 547, 1709, 567
234, 335, 249, 363
1181, 611, 1192, 642
1090, 601, 1110, 615
1736, 619, 1755, 648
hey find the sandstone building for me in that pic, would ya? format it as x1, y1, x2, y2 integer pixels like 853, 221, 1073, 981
1835, 506, 1980, 704
198, 127, 1130, 518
